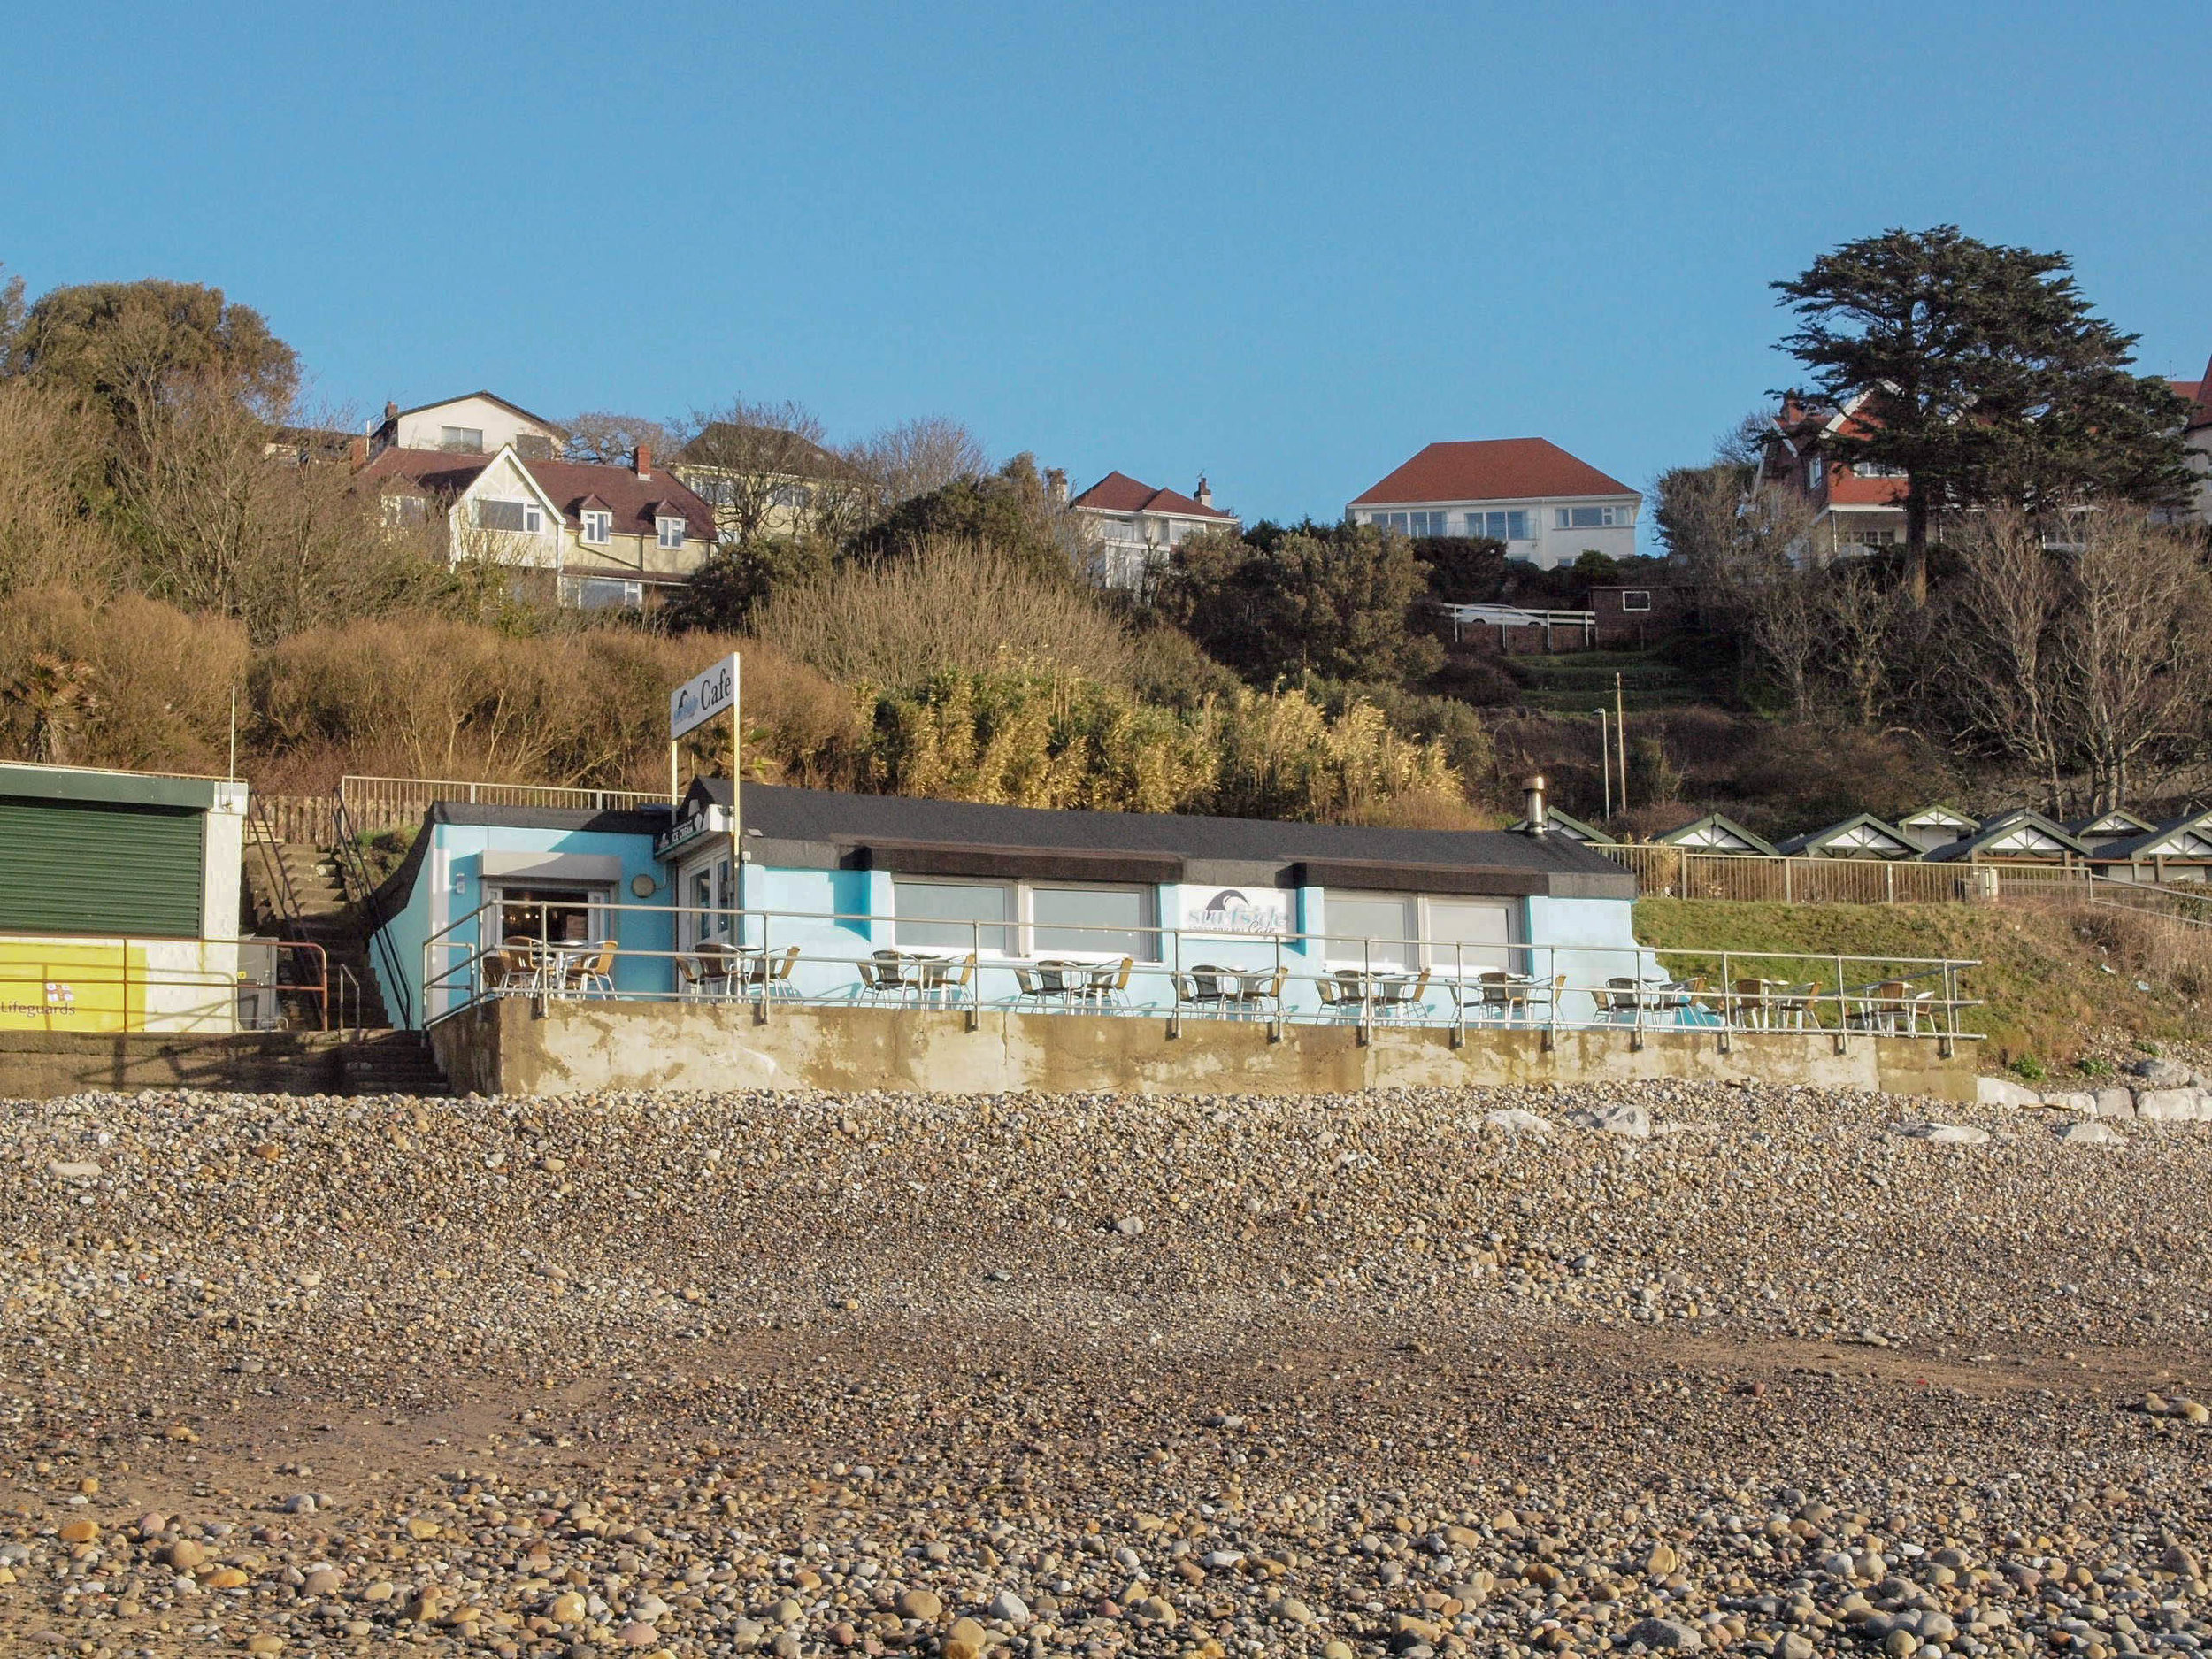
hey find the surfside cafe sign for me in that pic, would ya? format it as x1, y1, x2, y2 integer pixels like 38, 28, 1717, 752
670, 654, 739, 740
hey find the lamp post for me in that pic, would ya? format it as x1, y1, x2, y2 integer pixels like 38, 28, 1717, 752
1594, 708, 1611, 819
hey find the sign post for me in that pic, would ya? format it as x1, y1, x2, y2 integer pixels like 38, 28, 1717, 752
669, 653, 743, 935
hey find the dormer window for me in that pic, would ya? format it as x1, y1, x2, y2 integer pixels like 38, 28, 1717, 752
581, 510, 612, 545
656, 516, 687, 549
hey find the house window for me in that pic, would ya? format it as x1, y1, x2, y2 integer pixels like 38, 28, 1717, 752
440, 426, 485, 453
1404, 510, 1449, 536
1807, 457, 1825, 489
1470, 510, 1532, 541
1620, 590, 1652, 612
1554, 505, 1632, 529
682, 856, 737, 949
560, 576, 644, 611
381, 495, 427, 528
581, 510, 612, 544
657, 516, 687, 549
473, 499, 542, 534
1852, 460, 1906, 478
771, 483, 813, 511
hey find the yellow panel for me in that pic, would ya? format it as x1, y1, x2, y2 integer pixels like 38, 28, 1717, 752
0, 940, 150, 1033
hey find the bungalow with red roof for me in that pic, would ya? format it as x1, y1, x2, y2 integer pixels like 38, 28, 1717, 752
354, 440, 717, 613
1069, 472, 1239, 588
1345, 439, 1640, 571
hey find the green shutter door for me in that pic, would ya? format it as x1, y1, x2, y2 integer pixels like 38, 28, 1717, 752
0, 801, 205, 937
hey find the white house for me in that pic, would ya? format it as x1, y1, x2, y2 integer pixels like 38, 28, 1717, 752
1069, 472, 1239, 588
370, 392, 567, 459
1347, 438, 1640, 571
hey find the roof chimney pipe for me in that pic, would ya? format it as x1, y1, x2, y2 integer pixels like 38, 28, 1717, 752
1195, 474, 1213, 509
1522, 775, 1548, 834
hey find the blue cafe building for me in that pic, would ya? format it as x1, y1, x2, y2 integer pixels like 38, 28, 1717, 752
365, 780, 1647, 1031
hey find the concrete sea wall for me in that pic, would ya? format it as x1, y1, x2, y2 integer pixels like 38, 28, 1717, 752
430, 998, 1976, 1102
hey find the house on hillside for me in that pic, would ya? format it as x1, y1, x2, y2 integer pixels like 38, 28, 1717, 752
1773, 814, 1919, 861
369, 392, 565, 460
355, 442, 716, 611
670, 423, 859, 546
1651, 813, 1776, 856
1347, 439, 1640, 572
1069, 472, 1240, 588
1757, 394, 1909, 563
2167, 356, 2212, 526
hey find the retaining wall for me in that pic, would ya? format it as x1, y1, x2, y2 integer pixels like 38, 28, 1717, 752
0, 1031, 354, 1101
429, 999, 1976, 1102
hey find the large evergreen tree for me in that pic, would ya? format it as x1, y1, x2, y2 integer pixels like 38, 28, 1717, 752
1774, 226, 2190, 603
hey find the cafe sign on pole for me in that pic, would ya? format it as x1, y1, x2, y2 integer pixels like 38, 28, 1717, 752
667, 654, 742, 902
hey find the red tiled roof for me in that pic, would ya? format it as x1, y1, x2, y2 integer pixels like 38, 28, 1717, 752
1070, 470, 1235, 519
2180, 357, 2212, 429
1824, 467, 1909, 506
355, 447, 715, 541
1349, 439, 1635, 506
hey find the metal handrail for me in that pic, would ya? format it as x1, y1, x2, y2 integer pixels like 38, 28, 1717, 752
333, 964, 361, 1038
327, 790, 411, 1030
246, 795, 310, 935
416, 895, 1983, 1044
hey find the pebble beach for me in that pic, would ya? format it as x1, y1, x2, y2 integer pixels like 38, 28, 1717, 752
8, 1079, 2212, 1659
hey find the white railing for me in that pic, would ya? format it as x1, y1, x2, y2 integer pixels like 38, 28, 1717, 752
419, 895, 1982, 1050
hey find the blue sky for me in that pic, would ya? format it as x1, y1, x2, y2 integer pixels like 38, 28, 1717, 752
4, 1, 2207, 540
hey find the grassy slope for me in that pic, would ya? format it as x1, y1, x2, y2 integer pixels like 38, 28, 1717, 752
1633, 897, 2210, 1076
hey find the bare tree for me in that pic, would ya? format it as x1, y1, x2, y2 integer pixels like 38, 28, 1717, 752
0, 378, 121, 596
849, 416, 989, 513
1820, 561, 1909, 730
672, 398, 841, 548
2051, 511, 2212, 810
562, 411, 672, 466
1939, 510, 2071, 806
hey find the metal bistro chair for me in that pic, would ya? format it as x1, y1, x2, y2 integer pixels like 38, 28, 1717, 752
1599, 977, 1643, 1025
563, 940, 618, 998
1015, 959, 1081, 1010
1518, 972, 1567, 1025
491, 939, 540, 996
867, 949, 923, 1005
1373, 967, 1432, 1025
921, 952, 975, 1008
1850, 979, 1936, 1035
1082, 956, 1134, 1011
1225, 964, 1286, 1021
1172, 964, 1233, 1018
1314, 972, 1358, 1022
1469, 970, 1525, 1025
739, 944, 802, 1002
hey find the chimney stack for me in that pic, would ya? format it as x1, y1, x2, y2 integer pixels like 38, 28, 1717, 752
1045, 466, 1068, 505
383, 399, 398, 423
347, 434, 369, 469
1195, 474, 1213, 509
634, 442, 652, 480
1522, 775, 1548, 833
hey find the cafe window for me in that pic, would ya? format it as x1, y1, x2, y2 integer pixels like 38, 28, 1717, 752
1030, 885, 1152, 958
493, 884, 604, 945
1423, 895, 1519, 972
894, 879, 1013, 954
892, 878, 1157, 958
1325, 891, 1417, 968
683, 856, 736, 949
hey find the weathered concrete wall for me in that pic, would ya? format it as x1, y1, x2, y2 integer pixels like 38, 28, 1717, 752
0, 1031, 349, 1101
430, 999, 1976, 1102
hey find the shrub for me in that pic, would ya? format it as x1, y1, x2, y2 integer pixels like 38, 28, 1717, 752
2008, 1054, 2047, 1083
0, 585, 247, 772
750, 540, 1135, 692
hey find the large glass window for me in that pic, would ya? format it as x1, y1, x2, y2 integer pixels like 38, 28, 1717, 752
1032, 886, 1150, 958
1325, 892, 1417, 967
494, 885, 602, 945
473, 498, 542, 534
895, 879, 1012, 953
1425, 896, 1517, 972
441, 426, 485, 452
1471, 510, 1531, 541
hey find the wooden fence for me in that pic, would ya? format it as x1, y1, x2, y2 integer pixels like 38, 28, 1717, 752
250, 776, 666, 846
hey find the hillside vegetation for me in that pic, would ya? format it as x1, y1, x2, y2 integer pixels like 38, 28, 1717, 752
1635, 896, 2212, 1073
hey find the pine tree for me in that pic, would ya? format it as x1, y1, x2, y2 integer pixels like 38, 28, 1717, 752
1774, 226, 2191, 603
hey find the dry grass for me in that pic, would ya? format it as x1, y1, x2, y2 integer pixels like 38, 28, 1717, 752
749, 540, 1136, 691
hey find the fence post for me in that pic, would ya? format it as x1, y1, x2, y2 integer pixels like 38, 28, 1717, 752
1886, 863, 1895, 904
1677, 846, 1686, 897
1784, 859, 1793, 904
969, 919, 981, 1033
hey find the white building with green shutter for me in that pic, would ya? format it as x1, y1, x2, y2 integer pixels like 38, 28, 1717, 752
0, 763, 250, 1033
